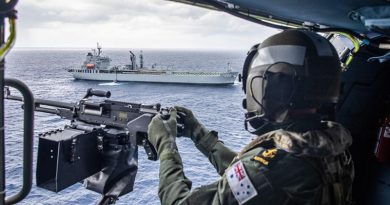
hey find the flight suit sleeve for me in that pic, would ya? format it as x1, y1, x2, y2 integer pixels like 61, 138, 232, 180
158, 150, 193, 205
158, 148, 238, 205
194, 131, 237, 175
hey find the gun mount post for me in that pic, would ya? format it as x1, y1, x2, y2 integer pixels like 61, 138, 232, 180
0, 1, 19, 204
3, 78, 34, 205
0, 18, 5, 205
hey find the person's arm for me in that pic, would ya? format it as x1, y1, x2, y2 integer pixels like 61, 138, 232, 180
158, 150, 193, 205
147, 109, 192, 204
156, 133, 236, 204
194, 130, 237, 175
158, 149, 237, 205
147, 107, 237, 204
175, 106, 237, 175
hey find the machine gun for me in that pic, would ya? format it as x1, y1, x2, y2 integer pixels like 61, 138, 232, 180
5, 87, 167, 204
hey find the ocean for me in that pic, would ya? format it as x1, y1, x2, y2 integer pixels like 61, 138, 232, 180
3, 48, 253, 204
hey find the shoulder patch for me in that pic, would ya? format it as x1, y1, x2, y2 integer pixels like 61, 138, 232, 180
226, 160, 258, 204
252, 148, 282, 166
262, 148, 277, 158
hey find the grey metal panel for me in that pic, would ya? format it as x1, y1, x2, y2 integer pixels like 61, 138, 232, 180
168, 0, 389, 34
226, 0, 388, 33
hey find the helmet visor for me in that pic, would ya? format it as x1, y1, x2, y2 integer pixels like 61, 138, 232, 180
246, 62, 297, 120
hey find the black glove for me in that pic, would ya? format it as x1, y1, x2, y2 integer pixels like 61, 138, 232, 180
147, 108, 178, 157
174, 106, 209, 143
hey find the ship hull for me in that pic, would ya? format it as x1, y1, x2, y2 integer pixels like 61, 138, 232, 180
68, 70, 238, 85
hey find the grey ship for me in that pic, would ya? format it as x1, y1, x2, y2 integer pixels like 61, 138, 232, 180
67, 44, 238, 85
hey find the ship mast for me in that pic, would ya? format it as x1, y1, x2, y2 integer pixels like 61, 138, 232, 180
97, 42, 102, 56
139, 51, 144, 69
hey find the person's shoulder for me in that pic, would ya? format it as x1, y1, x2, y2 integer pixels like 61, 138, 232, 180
240, 147, 322, 186
242, 147, 314, 171
225, 147, 322, 204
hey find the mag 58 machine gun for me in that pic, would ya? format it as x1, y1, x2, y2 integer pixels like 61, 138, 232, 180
5, 87, 174, 204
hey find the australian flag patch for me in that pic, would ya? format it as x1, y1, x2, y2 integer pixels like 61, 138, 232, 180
226, 160, 258, 204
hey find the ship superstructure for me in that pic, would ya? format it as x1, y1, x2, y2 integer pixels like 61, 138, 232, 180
67, 44, 238, 85
83, 43, 112, 70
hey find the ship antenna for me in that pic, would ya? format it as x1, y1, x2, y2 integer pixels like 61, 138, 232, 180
140, 50, 144, 69
97, 42, 102, 56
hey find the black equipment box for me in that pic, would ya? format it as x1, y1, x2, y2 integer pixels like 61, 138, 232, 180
36, 127, 102, 192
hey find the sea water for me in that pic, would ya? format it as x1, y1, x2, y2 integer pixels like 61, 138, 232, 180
4, 49, 253, 204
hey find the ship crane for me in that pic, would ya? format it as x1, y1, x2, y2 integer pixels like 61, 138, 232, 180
129, 51, 137, 70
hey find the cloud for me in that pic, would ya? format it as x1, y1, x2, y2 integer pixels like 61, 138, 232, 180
17, 0, 207, 26
14, 0, 278, 49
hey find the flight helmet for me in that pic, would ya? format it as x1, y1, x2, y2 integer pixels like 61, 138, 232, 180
241, 30, 341, 135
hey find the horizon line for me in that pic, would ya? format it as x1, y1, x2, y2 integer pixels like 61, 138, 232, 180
13, 46, 247, 51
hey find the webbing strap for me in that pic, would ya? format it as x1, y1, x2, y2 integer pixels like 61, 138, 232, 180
301, 152, 353, 205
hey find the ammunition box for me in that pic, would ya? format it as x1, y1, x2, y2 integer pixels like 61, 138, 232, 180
36, 127, 101, 192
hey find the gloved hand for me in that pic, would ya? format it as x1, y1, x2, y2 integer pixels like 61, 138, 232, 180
174, 106, 209, 143
148, 108, 178, 157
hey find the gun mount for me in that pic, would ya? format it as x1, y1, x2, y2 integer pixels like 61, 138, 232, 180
5, 87, 162, 204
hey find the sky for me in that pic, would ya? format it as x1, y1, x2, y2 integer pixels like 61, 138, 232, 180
14, 0, 279, 50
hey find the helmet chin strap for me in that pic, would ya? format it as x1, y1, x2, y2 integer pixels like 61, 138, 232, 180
244, 110, 291, 136
244, 111, 323, 136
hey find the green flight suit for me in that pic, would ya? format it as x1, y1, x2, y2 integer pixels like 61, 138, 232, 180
157, 121, 354, 205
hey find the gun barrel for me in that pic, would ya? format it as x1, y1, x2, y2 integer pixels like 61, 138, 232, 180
36, 98, 75, 110
6, 94, 75, 110
35, 107, 61, 115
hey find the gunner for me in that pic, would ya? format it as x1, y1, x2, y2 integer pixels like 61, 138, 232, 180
148, 30, 354, 205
